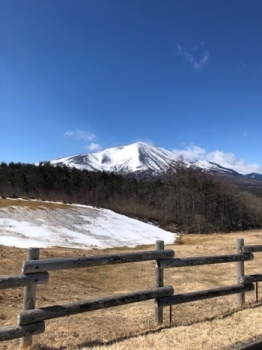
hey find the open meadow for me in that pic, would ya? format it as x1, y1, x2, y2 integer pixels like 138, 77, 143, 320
1, 200, 262, 349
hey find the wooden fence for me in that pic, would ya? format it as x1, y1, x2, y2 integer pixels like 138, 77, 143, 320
1, 238, 262, 347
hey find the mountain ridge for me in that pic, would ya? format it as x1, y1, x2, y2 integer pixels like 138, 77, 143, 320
44, 142, 262, 182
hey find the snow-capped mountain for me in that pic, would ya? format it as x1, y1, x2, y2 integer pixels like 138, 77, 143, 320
46, 142, 249, 178
191, 160, 239, 175
48, 142, 178, 175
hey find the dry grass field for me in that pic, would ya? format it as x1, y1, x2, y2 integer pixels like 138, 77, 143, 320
1, 199, 262, 349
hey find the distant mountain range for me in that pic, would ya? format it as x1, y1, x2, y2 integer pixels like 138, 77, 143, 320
43, 142, 262, 191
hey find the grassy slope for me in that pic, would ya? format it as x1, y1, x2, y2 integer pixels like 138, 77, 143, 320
1, 199, 262, 349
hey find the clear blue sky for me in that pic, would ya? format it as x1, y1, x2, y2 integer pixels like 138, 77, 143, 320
1, 0, 261, 174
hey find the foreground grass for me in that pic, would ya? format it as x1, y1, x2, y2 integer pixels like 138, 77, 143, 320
1, 200, 262, 349
87, 304, 262, 350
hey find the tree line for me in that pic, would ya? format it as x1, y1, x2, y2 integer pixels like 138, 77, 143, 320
0, 161, 262, 234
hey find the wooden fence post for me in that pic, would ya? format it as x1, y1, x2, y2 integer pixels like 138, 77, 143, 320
155, 240, 164, 324
236, 238, 245, 307
20, 248, 39, 348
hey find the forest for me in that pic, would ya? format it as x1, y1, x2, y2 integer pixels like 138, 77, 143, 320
0, 161, 262, 234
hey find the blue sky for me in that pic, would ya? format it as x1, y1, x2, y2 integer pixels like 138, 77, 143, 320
1, 0, 261, 174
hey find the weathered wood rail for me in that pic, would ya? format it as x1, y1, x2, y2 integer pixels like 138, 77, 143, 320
22, 249, 174, 273
1, 238, 262, 347
18, 286, 174, 325
157, 253, 254, 269
0, 245, 174, 345
154, 238, 261, 323
0, 323, 45, 342
0, 272, 49, 289
157, 283, 254, 307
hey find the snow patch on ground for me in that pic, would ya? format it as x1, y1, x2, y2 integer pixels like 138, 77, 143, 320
0, 203, 176, 249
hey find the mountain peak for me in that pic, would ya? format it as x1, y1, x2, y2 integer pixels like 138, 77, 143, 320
48, 142, 175, 175
44, 142, 262, 181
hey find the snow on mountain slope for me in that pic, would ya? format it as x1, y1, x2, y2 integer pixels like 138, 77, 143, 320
49, 142, 177, 174
192, 160, 239, 175
0, 201, 176, 249
44, 142, 261, 178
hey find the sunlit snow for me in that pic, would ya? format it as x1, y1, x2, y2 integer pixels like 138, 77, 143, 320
0, 202, 177, 249
44, 142, 237, 176
48, 142, 177, 174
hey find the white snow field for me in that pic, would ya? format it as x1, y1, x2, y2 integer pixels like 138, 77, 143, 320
0, 202, 176, 249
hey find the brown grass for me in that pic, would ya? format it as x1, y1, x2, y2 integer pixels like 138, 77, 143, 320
1, 199, 262, 349
0, 198, 72, 211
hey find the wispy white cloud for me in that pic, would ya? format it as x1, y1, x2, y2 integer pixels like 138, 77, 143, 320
172, 145, 206, 160
64, 130, 95, 141
172, 144, 262, 175
64, 129, 101, 152
85, 143, 102, 152
176, 43, 209, 71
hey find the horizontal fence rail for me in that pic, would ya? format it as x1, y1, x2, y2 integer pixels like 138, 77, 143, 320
23, 249, 175, 273
158, 253, 254, 269
243, 245, 262, 253
240, 274, 262, 284
157, 283, 254, 307
0, 272, 49, 289
0, 322, 45, 342
2, 238, 262, 346
18, 286, 174, 325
